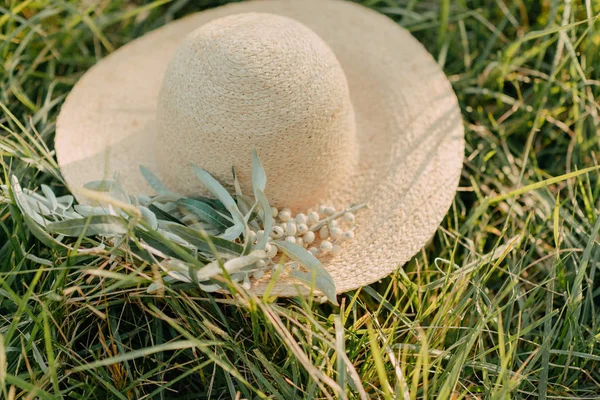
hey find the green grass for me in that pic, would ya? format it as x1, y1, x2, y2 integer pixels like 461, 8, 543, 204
1, 0, 600, 398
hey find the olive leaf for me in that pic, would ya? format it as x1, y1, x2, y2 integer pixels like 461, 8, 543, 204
254, 189, 273, 251
274, 240, 338, 305
41, 184, 58, 212
147, 204, 184, 225
147, 275, 221, 294
74, 205, 112, 216
84, 178, 130, 205
232, 166, 253, 218
164, 223, 244, 257
177, 198, 232, 232
140, 166, 170, 195
11, 175, 47, 226
139, 206, 158, 230
191, 165, 246, 241
196, 249, 267, 281
251, 149, 267, 199
11, 180, 63, 249
47, 215, 129, 237
84, 180, 116, 192
26, 194, 52, 216
56, 194, 74, 210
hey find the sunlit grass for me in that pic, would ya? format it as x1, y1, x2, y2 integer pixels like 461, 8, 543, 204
1, 0, 599, 398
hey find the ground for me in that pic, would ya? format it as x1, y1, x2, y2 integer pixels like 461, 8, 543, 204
1, 0, 599, 399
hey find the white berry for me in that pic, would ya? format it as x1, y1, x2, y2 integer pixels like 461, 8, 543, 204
297, 223, 308, 235
279, 208, 292, 222
285, 221, 297, 236
256, 259, 267, 269
296, 237, 305, 248
331, 244, 341, 256
247, 230, 257, 244
253, 270, 265, 280
318, 205, 327, 216
271, 207, 279, 218
307, 211, 320, 225
330, 227, 343, 240
265, 243, 278, 258
324, 206, 335, 216
295, 213, 307, 224
343, 212, 355, 223
256, 230, 265, 242
343, 230, 355, 240
303, 231, 316, 244
270, 226, 284, 239
285, 236, 296, 244
319, 225, 329, 240
308, 247, 319, 256
320, 240, 333, 253
242, 280, 251, 290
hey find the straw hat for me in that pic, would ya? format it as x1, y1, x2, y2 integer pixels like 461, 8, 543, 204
55, 0, 464, 295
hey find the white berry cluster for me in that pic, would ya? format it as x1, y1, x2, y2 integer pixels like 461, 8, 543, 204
247, 204, 365, 278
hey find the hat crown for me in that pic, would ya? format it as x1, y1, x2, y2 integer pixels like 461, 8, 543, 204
156, 12, 357, 209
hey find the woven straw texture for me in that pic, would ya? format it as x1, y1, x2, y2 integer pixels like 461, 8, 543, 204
55, 0, 465, 295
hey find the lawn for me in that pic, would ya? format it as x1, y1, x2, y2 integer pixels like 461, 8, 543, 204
1, 0, 599, 398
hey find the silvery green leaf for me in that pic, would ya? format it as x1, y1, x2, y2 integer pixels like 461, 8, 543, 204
134, 228, 199, 263
74, 205, 111, 217
20, 209, 62, 250
140, 165, 171, 195
148, 192, 182, 204
230, 272, 250, 281
147, 275, 222, 293
274, 240, 338, 305
196, 249, 267, 281
232, 166, 243, 197
56, 195, 74, 210
26, 195, 52, 216
28, 190, 55, 210
139, 206, 158, 230
60, 209, 82, 219
178, 198, 232, 232
198, 282, 222, 292
158, 260, 222, 293
197, 196, 229, 215
25, 253, 53, 266
84, 178, 129, 205
148, 204, 184, 225
11, 176, 46, 226
191, 165, 246, 241
46, 215, 128, 237
159, 260, 192, 282
220, 223, 244, 241
136, 194, 151, 206
254, 189, 273, 250
109, 175, 131, 205
160, 229, 195, 248
147, 276, 178, 293
164, 223, 244, 257
40, 185, 58, 212
84, 180, 115, 192
251, 149, 267, 199
191, 165, 241, 217
242, 203, 259, 244
232, 167, 252, 217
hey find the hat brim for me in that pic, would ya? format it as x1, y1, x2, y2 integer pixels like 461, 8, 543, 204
56, 0, 464, 295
